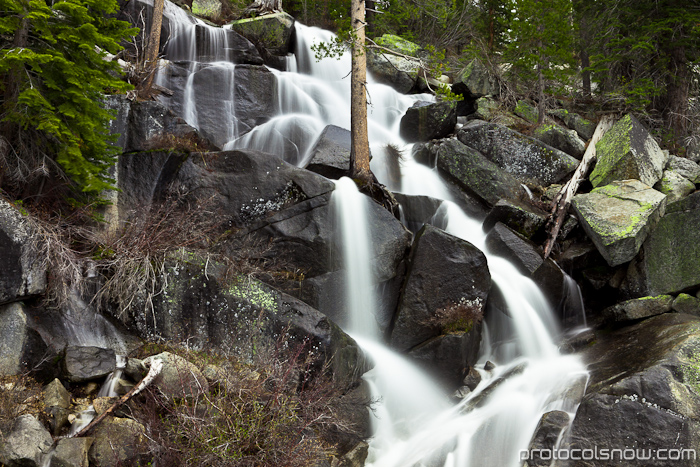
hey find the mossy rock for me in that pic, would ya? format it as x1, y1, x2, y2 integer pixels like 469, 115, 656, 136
514, 100, 538, 124
673, 294, 700, 316
374, 34, 420, 56
653, 170, 695, 203
572, 179, 667, 267
454, 59, 497, 98
590, 114, 667, 188
228, 12, 295, 55
638, 192, 700, 295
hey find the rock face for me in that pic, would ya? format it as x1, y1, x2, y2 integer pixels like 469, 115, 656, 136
457, 120, 579, 186
170, 149, 335, 230
133, 255, 364, 387
228, 12, 295, 56
61, 346, 116, 383
572, 180, 667, 267
0, 199, 46, 304
563, 313, 700, 467
431, 138, 525, 208
533, 123, 586, 159
630, 192, 700, 295
399, 101, 457, 143
0, 415, 53, 467
104, 96, 209, 153
391, 225, 490, 356
453, 59, 497, 98
590, 114, 668, 188
0, 303, 48, 376
305, 125, 352, 179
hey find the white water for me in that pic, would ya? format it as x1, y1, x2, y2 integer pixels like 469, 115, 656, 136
156, 6, 588, 466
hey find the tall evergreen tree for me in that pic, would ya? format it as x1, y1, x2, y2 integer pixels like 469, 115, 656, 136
585, 0, 700, 138
0, 0, 137, 196
504, 0, 576, 122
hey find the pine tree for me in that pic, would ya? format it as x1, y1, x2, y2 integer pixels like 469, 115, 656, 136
584, 0, 700, 138
0, 0, 137, 196
504, 0, 576, 122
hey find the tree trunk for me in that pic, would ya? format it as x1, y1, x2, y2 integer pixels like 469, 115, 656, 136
350, 0, 372, 184
663, 44, 689, 138
140, 0, 165, 95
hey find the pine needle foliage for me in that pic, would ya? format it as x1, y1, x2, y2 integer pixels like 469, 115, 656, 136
0, 0, 138, 194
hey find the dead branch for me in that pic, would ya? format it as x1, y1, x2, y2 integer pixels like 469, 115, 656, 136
543, 115, 615, 259
71, 358, 163, 438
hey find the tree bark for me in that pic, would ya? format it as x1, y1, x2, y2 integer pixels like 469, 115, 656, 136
350, 0, 372, 184
663, 44, 689, 138
140, 0, 165, 95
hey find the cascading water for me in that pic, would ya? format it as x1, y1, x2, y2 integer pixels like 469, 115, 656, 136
157, 5, 588, 465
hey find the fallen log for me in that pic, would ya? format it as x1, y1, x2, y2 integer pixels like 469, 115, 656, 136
71, 358, 164, 438
543, 115, 614, 259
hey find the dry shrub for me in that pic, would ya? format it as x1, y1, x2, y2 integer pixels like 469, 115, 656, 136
130, 339, 363, 467
429, 297, 485, 333
0, 375, 43, 433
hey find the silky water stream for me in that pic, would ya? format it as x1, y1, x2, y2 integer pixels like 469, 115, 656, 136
155, 10, 589, 466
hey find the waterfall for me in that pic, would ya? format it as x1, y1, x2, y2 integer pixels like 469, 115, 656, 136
156, 6, 588, 465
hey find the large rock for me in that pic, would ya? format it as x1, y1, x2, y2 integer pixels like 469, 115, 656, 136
194, 64, 279, 147
399, 101, 457, 143
653, 170, 695, 203
0, 303, 49, 376
43, 379, 71, 409
602, 295, 674, 323
472, 96, 500, 121
133, 256, 364, 387
572, 180, 667, 267
482, 198, 548, 240
166, 24, 262, 64
173, 149, 335, 230
590, 114, 668, 188
514, 100, 539, 124
627, 192, 700, 296
142, 352, 209, 399
484, 223, 574, 320
61, 346, 116, 383
563, 313, 700, 466
430, 138, 526, 208
0, 415, 53, 467
104, 96, 209, 153
453, 59, 497, 98
228, 12, 295, 56
457, 120, 579, 186
666, 155, 700, 184
408, 332, 481, 386
89, 417, 149, 467
367, 50, 420, 94
533, 123, 586, 159
391, 225, 490, 353
305, 124, 351, 179
523, 410, 570, 467
50, 438, 93, 467
548, 108, 595, 140
0, 199, 46, 304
